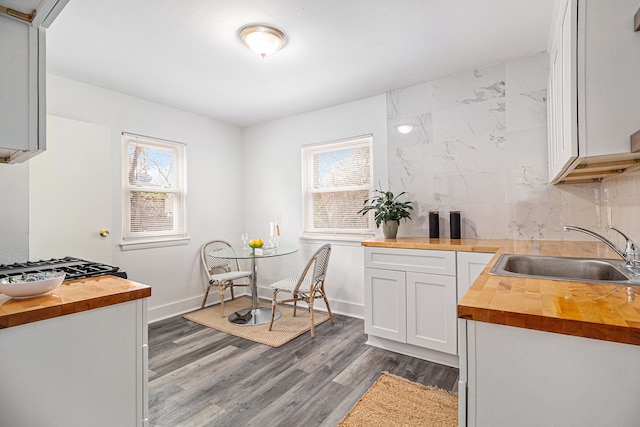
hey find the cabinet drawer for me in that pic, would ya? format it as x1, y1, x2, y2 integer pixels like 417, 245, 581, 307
364, 247, 455, 276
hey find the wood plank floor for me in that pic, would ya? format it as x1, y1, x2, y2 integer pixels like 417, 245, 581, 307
149, 312, 459, 426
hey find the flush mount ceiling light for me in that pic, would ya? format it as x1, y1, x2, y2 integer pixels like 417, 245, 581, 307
239, 24, 287, 58
397, 125, 414, 134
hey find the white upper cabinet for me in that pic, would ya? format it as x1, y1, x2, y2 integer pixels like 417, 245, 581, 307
0, 17, 43, 163
1, 0, 69, 28
0, 0, 69, 163
547, 0, 640, 184
547, 0, 578, 182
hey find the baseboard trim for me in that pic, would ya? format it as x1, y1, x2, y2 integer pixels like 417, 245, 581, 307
256, 285, 363, 319
147, 290, 251, 323
366, 335, 460, 368
149, 289, 363, 323
148, 295, 203, 323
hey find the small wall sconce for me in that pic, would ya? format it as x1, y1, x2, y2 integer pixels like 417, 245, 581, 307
397, 125, 414, 134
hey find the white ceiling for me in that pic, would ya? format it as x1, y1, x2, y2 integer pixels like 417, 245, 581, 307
45, 0, 555, 127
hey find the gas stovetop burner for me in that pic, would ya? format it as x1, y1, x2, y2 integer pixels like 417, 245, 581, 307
0, 257, 127, 282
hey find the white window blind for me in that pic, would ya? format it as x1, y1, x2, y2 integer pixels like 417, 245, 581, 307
122, 133, 187, 243
302, 135, 373, 236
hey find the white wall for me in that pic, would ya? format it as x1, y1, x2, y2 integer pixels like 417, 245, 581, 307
46, 75, 245, 321
0, 162, 29, 263
242, 94, 387, 318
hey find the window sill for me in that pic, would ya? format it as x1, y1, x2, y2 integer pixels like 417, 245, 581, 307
299, 233, 375, 246
120, 236, 191, 251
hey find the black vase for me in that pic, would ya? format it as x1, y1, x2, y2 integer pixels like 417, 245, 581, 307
450, 211, 461, 239
429, 211, 439, 238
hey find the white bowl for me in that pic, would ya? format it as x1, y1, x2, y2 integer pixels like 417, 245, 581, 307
0, 271, 66, 298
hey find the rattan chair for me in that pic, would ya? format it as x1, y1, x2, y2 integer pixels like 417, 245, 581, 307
200, 240, 252, 317
268, 243, 334, 337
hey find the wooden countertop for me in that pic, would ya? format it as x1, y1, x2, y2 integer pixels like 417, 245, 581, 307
0, 275, 151, 329
361, 237, 507, 252
362, 238, 640, 346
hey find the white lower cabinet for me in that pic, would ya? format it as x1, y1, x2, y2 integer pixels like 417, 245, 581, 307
364, 247, 494, 370
462, 321, 640, 427
0, 299, 149, 427
364, 247, 459, 366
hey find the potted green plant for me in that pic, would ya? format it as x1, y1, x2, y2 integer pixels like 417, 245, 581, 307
357, 185, 413, 239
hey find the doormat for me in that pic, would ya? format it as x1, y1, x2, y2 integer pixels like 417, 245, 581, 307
183, 296, 330, 348
339, 372, 458, 427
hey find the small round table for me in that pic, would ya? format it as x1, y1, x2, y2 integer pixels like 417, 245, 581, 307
208, 245, 298, 326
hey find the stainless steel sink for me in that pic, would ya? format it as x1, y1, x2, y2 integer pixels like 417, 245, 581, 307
489, 254, 640, 285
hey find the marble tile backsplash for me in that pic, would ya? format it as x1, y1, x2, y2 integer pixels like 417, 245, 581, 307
387, 52, 634, 242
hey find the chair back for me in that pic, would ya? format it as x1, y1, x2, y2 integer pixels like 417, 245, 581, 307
201, 240, 237, 277
296, 243, 331, 293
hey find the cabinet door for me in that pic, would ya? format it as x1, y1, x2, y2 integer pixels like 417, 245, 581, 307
468, 321, 640, 427
547, 0, 578, 183
581, 0, 640, 157
364, 267, 406, 342
456, 252, 494, 302
406, 271, 457, 354
456, 251, 494, 424
547, 38, 560, 177
0, 16, 32, 151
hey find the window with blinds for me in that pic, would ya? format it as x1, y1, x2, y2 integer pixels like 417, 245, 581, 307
302, 135, 374, 236
122, 133, 187, 243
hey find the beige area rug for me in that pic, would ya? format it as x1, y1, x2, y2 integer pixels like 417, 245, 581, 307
339, 372, 458, 427
183, 296, 330, 348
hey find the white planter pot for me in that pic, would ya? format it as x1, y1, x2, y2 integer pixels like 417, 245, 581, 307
382, 220, 399, 239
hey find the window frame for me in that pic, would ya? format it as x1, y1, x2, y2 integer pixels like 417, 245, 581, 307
301, 135, 374, 239
120, 133, 188, 250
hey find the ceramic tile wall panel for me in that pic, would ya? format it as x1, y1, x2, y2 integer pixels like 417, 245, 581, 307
504, 127, 559, 240
387, 52, 613, 240
601, 172, 640, 243
388, 81, 432, 120
556, 183, 604, 233
387, 81, 433, 236
434, 111, 506, 172
431, 61, 507, 238
504, 54, 607, 239
504, 54, 559, 239
505, 53, 549, 132
432, 65, 505, 112
389, 62, 509, 238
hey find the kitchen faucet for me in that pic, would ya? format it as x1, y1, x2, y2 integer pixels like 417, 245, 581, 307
564, 225, 640, 274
